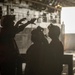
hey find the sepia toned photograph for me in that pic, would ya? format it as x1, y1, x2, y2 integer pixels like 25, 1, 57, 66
0, 0, 75, 75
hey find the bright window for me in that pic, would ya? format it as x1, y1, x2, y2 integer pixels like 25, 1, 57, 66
61, 7, 75, 33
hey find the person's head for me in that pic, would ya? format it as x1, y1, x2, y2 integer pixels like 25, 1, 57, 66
48, 24, 60, 39
31, 26, 44, 43
1, 15, 15, 28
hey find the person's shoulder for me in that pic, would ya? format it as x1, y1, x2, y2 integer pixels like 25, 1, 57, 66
27, 44, 34, 50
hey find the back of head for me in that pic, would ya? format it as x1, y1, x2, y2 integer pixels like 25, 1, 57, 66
1, 15, 15, 28
31, 26, 44, 43
48, 24, 60, 39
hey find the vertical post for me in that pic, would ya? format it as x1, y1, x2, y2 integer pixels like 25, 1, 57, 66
58, 10, 61, 24
55, 4, 62, 24
63, 55, 73, 75
17, 62, 22, 75
61, 22, 65, 45
7, 5, 10, 15
68, 55, 73, 75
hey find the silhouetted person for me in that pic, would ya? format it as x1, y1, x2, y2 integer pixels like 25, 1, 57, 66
25, 26, 48, 75
0, 15, 36, 75
46, 24, 64, 75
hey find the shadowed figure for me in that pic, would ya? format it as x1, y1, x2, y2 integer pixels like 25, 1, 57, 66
46, 24, 64, 75
0, 15, 36, 75
24, 26, 49, 75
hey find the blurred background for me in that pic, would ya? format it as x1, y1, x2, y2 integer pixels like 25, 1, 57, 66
0, 0, 75, 75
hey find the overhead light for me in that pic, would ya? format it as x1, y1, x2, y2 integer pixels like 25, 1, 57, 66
55, 4, 62, 11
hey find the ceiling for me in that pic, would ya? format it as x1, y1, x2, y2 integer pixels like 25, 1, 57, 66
60, 0, 75, 7
0, 0, 75, 12
0, 0, 75, 6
